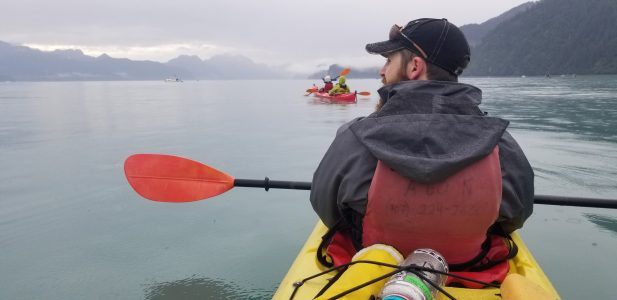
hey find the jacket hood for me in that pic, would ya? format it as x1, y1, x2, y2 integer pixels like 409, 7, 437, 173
350, 80, 509, 183
376, 80, 482, 115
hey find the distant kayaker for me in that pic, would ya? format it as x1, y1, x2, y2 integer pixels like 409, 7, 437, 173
328, 75, 351, 96
319, 75, 334, 93
310, 18, 534, 284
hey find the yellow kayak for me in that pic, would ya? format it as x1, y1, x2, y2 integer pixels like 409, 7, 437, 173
273, 221, 560, 300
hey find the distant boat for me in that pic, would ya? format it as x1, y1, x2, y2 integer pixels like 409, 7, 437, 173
164, 77, 183, 82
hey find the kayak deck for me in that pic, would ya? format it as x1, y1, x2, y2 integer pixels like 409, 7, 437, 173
273, 221, 560, 300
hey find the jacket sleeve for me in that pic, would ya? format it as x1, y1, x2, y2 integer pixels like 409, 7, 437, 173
310, 122, 377, 229
497, 131, 535, 233
328, 85, 339, 95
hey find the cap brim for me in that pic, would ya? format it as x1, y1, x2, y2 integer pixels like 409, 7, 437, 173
365, 40, 406, 56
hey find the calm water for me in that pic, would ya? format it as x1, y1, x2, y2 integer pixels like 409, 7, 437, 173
1, 76, 616, 299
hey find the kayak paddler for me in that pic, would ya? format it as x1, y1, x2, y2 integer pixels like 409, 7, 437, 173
319, 75, 335, 93
328, 75, 351, 96
310, 18, 534, 285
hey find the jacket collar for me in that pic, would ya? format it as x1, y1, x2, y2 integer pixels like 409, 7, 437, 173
375, 80, 483, 116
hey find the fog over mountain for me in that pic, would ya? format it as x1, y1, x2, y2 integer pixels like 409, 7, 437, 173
308, 64, 379, 80
166, 55, 286, 80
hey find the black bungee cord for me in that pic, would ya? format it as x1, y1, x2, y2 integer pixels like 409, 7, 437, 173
288, 259, 500, 300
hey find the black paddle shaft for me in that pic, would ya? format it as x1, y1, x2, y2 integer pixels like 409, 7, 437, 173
234, 178, 312, 191
534, 194, 617, 209
233, 178, 617, 209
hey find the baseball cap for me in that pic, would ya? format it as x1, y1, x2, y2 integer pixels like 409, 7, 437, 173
365, 18, 470, 76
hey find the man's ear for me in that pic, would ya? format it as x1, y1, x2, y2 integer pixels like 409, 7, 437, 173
406, 57, 427, 80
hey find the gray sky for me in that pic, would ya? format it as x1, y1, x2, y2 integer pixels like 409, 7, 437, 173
1, 0, 533, 73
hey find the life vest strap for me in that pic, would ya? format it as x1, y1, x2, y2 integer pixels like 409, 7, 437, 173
318, 228, 519, 289
317, 220, 341, 268
470, 233, 518, 272
449, 235, 492, 271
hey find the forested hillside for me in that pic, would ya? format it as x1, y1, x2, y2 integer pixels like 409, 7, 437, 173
466, 0, 617, 76
460, 2, 535, 47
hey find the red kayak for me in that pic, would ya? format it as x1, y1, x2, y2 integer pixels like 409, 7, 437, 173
313, 91, 357, 103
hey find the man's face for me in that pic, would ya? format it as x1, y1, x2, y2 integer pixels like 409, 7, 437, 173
380, 51, 406, 85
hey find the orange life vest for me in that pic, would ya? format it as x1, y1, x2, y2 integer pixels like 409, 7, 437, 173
320, 147, 513, 288
362, 147, 502, 264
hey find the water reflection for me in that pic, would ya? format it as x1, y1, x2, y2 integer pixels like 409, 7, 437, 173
466, 75, 617, 143
585, 214, 617, 237
144, 276, 272, 300
309, 98, 358, 106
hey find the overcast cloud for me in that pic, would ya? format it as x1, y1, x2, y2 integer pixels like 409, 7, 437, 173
1, 0, 533, 73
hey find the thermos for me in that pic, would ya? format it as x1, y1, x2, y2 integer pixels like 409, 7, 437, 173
378, 248, 448, 300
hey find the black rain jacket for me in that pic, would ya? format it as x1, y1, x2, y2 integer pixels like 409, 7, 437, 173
310, 80, 534, 236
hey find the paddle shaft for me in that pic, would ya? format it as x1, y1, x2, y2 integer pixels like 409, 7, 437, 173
533, 194, 617, 209
234, 178, 311, 191
234, 179, 616, 209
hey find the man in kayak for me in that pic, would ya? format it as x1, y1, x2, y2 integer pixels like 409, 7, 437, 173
319, 75, 335, 93
328, 75, 351, 96
310, 18, 534, 279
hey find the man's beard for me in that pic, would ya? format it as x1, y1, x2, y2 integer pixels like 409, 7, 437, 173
375, 98, 385, 112
381, 71, 409, 86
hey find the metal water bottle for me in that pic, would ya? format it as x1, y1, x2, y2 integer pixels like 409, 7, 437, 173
378, 248, 448, 300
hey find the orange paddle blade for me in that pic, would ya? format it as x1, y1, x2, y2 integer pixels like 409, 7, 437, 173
124, 154, 234, 202
305, 87, 318, 96
357, 91, 371, 96
340, 68, 350, 76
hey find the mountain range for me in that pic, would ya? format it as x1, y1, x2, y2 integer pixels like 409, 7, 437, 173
312, 1, 539, 79
0, 41, 286, 81
314, 0, 617, 78
2, 0, 616, 81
